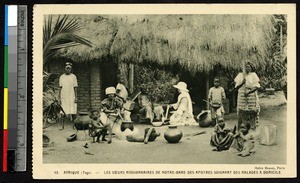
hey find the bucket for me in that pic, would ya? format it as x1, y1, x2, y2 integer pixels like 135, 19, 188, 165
197, 110, 212, 127
260, 124, 277, 146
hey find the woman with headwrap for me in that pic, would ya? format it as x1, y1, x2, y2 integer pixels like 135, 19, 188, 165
234, 62, 260, 130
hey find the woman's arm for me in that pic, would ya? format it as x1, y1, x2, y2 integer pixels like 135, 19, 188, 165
244, 86, 258, 97
58, 87, 62, 103
74, 87, 78, 103
235, 79, 246, 90
176, 97, 188, 115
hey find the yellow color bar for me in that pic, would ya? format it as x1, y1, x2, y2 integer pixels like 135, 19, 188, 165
3, 88, 8, 129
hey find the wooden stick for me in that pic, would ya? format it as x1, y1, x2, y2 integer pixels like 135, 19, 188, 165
165, 105, 170, 119
242, 60, 248, 109
184, 131, 206, 137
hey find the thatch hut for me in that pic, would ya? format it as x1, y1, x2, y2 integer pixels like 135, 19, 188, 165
46, 14, 275, 112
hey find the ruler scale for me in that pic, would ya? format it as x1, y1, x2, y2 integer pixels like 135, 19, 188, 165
16, 5, 27, 172
7, 5, 18, 172
3, 5, 27, 172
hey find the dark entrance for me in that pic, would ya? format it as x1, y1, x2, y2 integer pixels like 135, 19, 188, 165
178, 70, 208, 115
100, 60, 118, 99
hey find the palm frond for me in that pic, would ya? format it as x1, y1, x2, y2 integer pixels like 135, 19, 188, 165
49, 42, 81, 50
43, 15, 93, 66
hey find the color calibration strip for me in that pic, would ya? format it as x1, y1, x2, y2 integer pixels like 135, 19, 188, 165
3, 5, 27, 172
3, 5, 9, 172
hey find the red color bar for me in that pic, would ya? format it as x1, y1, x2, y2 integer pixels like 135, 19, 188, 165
3, 130, 8, 172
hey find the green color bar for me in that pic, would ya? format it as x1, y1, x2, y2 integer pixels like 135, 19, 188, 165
4, 46, 8, 88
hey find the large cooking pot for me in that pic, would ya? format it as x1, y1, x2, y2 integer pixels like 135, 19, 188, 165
164, 125, 183, 143
120, 121, 134, 132
74, 112, 92, 130
197, 110, 212, 127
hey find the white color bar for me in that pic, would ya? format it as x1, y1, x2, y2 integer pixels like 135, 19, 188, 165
8, 5, 18, 26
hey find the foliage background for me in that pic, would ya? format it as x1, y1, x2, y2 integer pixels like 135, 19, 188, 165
135, 63, 179, 104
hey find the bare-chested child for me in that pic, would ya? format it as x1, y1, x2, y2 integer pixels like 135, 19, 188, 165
89, 110, 112, 144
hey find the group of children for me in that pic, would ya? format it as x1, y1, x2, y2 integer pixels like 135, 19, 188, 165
209, 77, 255, 157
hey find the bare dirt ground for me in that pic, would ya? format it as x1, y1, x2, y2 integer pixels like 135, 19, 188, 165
43, 92, 287, 164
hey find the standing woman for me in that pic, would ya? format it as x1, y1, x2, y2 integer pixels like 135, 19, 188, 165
170, 81, 198, 126
234, 62, 260, 130
59, 62, 78, 124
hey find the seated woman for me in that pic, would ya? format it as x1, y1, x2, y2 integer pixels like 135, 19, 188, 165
170, 81, 198, 126
100, 87, 124, 133
231, 122, 255, 157
210, 117, 234, 151
101, 87, 124, 114
137, 89, 154, 123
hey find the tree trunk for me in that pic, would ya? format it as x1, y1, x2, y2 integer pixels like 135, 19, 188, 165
129, 63, 134, 93
280, 24, 283, 56
206, 74, 210, 110
118, 61, 129, 88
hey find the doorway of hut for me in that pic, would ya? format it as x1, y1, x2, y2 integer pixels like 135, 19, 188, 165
176, 69, 208, 116
99, 60, 118, 99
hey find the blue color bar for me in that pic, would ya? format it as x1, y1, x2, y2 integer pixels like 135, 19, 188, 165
5, 5, 8, 46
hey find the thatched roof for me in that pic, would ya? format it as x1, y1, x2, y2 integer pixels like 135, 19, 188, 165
56, 14, 275, 72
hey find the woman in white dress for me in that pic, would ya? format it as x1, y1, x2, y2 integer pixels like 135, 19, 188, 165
59, 62, 78, 123
170, 81, 198, 126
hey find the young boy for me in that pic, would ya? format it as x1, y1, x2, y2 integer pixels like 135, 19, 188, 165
89, 110, 112, 144
210, 117, 234, 151
231, 122, 255, 157
208, 78, 226, 124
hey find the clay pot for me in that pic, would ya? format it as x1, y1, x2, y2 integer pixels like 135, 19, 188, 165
164, 125, 183, 143
197, 110, 212, 127
121, 121, 134, 132
74, 112, 92, 130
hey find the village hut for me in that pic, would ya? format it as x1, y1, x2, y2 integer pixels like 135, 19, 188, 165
45, 14, 275, 112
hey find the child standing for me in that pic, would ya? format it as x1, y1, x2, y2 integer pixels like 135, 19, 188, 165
210, 117, 234, 151
208, 78, 226, 125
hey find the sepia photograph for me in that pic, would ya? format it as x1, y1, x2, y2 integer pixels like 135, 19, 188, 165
33, 4, 296, 179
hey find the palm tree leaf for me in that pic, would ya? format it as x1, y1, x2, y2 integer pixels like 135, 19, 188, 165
43, 15, 92, 67
44, 33, 92, 61
51, 15, 68, 37
49, 42, 81, 50
43, 15, 53, 48
43, 50, 59, 66
60, 17, 81, 33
